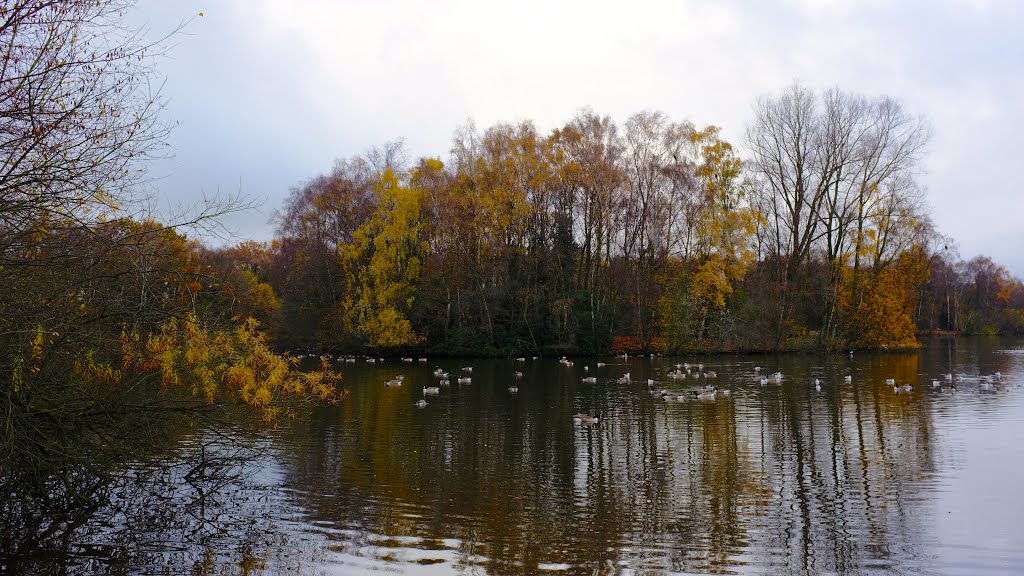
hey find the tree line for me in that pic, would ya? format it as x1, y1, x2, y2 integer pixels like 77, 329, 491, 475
246, 89, 1023, 356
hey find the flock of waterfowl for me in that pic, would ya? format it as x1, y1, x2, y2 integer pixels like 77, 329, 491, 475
305, 351, 1011, 422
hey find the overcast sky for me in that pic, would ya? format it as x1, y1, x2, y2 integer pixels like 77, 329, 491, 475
134, 0, 1024, 275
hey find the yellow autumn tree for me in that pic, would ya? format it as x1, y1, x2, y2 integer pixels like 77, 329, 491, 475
659, 126, 756, 348
341, 168, 426, 348
849, 248, 929, 349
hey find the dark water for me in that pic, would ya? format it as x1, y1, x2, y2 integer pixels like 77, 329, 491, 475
10, 337, 1024, 575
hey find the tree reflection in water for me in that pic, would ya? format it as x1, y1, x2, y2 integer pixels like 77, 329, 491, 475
6, 336, 1023, 575
1, 428, 328, 575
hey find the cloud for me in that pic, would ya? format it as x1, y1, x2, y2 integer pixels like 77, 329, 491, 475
135, 0, 1024, 274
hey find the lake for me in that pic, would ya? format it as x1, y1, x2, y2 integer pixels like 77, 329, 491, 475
8, 337, 1024, 575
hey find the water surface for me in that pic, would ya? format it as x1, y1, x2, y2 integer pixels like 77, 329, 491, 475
10, 337, 1024, 575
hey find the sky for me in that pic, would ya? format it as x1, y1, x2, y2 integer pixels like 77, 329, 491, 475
133, 0, 1024, 275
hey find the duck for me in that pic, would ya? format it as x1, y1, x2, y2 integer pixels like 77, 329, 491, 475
462, 366, 473, 373
932, 379, 940, 388
844, 375, 852, 383
596, 362, 606, 368
754, 366, 761, 373
508, 385, 519, 394
439, 378, 451, 386
573, 414, 599, 425
457, 376, 472, 384
418, 358, 428, 362
616, 372, 631, 384
515, 357, 526, 362
893, 383, 913, 394
582, 376, 597, 383
415, 399, 428, 408
423, 386, 440, 396
885, 378, 895, 386
814, 379, 821, 392
384, 379, 402, 387
514, 371, 523, 379
705, 370, 717, 379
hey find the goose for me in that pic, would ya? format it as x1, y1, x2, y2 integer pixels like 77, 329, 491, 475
419, 358, 428, 362
439, 378, 451, 386
844, 375, 852, 383
754, 366, 761, 373
573, 414, 599, 425
697, 388, 717, 401
980, 380, 994, 391
616, 372, 631, 384
647, 378, 656, 386
885, 378, 895, 386
944, 373, 953, 382
463, 366, 473, 373
675, 363, 683, 370
402, 357, 413, 363
415, 399, 428, 408
717, 388, 731, 398
423, 386, 440, 396
508, 385, 519, 394
993, 371, 1002, 380
384, 379, 402, 387
596, 362, 607, 368
515, 357, 526, 362
759, 377, 768, 386
367, 358, 376, 363
705, 371, 717, 379
814, 379, 821, 392
584, 365, 589, 372
582, 377, 597, 383
532, 356, 539, 360
514, 371, 523, 379
893, 383, 913, 394
457, 376, 472, 384
433, 367, 444, 377
698, 363, 704, 371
